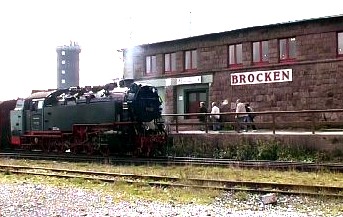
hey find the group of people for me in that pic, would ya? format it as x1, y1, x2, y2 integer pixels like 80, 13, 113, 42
198, 101, 221, 131
235, 99, 257, 132
198, 99, 256, 132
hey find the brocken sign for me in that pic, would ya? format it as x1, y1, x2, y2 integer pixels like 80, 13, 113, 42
230, 69, 292, 85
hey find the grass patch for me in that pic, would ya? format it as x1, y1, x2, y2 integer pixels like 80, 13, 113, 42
1, 158, 343, 188
0, 171, 220, 205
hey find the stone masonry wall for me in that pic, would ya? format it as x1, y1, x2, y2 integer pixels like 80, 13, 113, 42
125, 16, 343, 123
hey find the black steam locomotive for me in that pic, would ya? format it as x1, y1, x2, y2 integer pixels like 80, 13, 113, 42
7, 80, 166, 156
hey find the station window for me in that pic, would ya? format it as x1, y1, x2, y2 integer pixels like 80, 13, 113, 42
61, 70, 65, 74
338, 32, 343, 56
146, 55, 157, 74
164, 52, 177, 73
61, 51, 65, 55
61, 60, 65, 65
228, 43, 243, 67
61, 79, 65, 84
253, 41, 269, 64
185, 49, 197, 71
279, 37, 296, 61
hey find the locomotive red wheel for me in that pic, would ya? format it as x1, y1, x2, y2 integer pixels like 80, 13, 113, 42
56, 141, 69, 154
134, 136, 144, 156
47, 141, 59, 153
21, 143, 32, 151
100, 145, 110, 156
70, 144, 80, 154
83, 142, 95, 156
41, 138, 51, 153
70, 140, 83, 154
135, 136, 154, 157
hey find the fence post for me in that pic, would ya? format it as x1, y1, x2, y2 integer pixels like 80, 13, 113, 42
311, 112, 316, 134
272, 113, 276, 134
175, 117, 179, 133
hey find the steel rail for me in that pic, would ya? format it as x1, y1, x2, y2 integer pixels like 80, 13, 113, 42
0, 164, 342, 198
1, 152, 343, 172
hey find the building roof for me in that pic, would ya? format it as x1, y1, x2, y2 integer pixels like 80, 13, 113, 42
126, 14, 343, 49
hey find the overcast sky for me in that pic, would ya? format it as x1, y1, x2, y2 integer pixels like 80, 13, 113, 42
0, 0, 341, 101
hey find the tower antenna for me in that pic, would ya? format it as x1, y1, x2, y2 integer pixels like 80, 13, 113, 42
189, 11, 192, 37
129, 16, 133, 42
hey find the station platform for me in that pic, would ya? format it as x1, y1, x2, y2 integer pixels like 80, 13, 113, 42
172, 129, 343, 136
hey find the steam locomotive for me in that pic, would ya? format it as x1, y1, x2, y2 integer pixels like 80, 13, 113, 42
1, 80, 166, 156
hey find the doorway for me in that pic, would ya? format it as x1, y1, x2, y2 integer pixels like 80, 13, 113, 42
185, 89, 207, 119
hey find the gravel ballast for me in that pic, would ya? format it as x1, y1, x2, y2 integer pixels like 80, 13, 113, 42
0, 183, 341, 217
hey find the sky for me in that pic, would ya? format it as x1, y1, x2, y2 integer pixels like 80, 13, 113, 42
0, 0, 341, 101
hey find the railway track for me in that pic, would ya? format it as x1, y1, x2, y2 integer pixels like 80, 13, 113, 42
1, 152, 343, 172
0, 164, 342, 198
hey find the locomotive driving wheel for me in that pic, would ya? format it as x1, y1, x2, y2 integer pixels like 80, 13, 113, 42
48, 141, 59, 153
56, 140, 69, 154
41, 138, 53, 153
70, 139, 83, 154
83, 141, 95, 155
99, 144, 110, 156
135, 135, 153, 157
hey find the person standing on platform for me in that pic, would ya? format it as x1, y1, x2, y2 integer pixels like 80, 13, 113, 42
245, 103, 257, 131
210, 102, 221, 131
198, 102, 208, 131
235, 99, 248, 132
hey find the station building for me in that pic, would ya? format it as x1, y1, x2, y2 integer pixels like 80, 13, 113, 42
122, 15, 343, 122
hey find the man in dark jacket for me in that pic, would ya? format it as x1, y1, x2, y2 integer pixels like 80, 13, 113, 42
245, 103, 257, 131
198, 102, 208, 130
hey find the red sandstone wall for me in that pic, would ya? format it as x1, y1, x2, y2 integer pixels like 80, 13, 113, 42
125, 16, 343, 123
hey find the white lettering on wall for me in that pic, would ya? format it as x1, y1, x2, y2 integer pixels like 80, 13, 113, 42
165, 78, 172, 86
177, 76, 201, 85
230, 69, 292, 85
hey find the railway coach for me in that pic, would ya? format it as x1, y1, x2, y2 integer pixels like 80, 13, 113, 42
0, 100, 16, 150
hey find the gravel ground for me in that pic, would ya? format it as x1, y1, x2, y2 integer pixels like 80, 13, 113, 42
0, 183, 342, 217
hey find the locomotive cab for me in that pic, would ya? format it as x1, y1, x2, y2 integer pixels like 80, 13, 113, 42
30, 99, 45, 131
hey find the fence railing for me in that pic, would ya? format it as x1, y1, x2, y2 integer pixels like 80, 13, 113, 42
162, 109, 343, 134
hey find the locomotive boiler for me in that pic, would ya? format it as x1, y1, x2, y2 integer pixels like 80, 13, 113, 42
9, 81, 166, 156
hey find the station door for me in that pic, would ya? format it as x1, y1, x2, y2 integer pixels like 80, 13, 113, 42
185, 90, 207, 119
